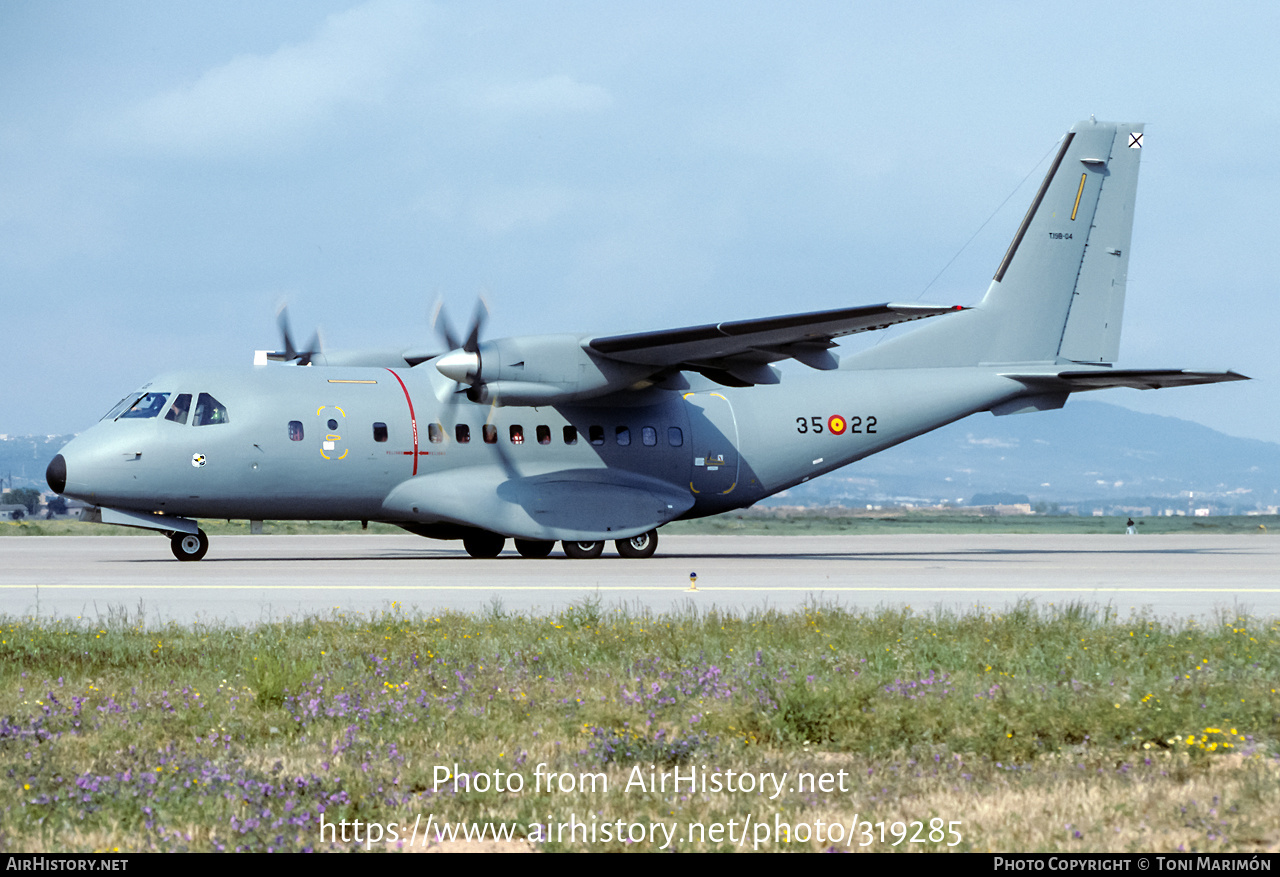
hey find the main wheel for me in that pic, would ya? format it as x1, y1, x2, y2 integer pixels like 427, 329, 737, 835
514, 539, 555, 558
462, 531, 505, 558
561, 540, 604, 559
615, 529, 658, 559
170, 528, 210, 562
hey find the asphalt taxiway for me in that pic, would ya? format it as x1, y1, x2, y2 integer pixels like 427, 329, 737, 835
1, 534, 1276, 624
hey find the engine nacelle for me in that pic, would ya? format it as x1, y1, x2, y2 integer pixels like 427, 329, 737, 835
434, 334, 670, 406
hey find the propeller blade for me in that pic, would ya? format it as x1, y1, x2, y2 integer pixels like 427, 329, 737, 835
431, 299, 461, 351
298, 330, 322, 366
276, 307, 298, 361
269, 306, 321, 365
464, 296, 489, 353
432, 295, 490, 391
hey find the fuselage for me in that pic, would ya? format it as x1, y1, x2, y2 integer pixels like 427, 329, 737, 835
51, 359, 1027, 539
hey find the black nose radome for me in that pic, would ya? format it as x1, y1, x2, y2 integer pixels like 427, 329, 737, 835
46, 454, 67, 494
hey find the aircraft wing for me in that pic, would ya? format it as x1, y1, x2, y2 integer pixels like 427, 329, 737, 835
1008, 369, 1250, 391
587, 303, 964, 374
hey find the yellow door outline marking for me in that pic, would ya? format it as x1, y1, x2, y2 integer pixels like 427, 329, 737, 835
1071, 173, 1087, 221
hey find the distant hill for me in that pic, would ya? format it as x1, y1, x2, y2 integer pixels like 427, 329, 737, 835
761, 401, 1280, 513
0, 435, 74, 493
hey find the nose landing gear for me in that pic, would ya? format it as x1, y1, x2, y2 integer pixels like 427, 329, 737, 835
170, 528, 210, 562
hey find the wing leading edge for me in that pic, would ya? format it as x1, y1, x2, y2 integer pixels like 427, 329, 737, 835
588, 302, 964, 378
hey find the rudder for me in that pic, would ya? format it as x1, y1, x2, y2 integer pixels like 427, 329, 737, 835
1054, 122, 1144, 363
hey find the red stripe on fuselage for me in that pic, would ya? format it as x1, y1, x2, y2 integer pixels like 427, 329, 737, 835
385, 368, 419, 476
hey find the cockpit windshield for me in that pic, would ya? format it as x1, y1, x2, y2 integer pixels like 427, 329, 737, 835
118, 392, 171, 419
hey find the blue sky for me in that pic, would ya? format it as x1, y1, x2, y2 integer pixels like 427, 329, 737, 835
3, 1, 1276, 441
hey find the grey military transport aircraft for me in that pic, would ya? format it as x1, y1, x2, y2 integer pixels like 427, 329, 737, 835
46, 119, 1246, 561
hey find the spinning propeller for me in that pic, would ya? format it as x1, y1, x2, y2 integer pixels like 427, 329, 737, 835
266, 306, 322, 366
431, 297, 489, 401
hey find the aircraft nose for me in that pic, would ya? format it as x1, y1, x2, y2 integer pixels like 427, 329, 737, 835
46, 454, 67, 494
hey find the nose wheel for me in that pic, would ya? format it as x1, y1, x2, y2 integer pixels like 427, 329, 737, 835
170, 528, 210, 562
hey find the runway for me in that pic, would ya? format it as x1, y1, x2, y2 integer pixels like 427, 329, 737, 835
1, 534, 1277, 624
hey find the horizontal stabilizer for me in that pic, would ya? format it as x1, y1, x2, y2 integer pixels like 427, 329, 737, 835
1006, 368, 1250, 392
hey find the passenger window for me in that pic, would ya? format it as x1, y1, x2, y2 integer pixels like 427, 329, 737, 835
120, 392, 170, 419
456, 424, 470, 443
563, 426, 578, 445
289, 421, 305, 441
668, 427, 683, 447
510, 425, 524, 444
428, 423, 444, 444
537, 425, 551, 445
483, 424, 497, 444
165, 394, 192, 425
642, 426, 657, 446
192, 393, 229, 426
616, 426, 631, 446
373, 422, 388, 442
589, 425, 605, 446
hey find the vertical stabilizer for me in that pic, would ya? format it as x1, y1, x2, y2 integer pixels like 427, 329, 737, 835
847, 119, 1144, 370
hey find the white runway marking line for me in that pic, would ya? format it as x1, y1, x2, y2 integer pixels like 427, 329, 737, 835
5, 585, 1279, 592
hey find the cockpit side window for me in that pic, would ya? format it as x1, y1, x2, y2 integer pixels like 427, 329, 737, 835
192, 393, 230, 426
165, 394, 192, 425
119, 392, 170, 419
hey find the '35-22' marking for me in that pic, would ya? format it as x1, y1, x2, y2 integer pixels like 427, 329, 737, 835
797, 415, 877, 435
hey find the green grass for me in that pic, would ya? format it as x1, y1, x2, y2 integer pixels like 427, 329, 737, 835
1, 601, 1276, 852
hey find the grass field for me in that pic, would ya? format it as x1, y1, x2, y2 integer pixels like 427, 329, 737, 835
1, 600, 1276, 852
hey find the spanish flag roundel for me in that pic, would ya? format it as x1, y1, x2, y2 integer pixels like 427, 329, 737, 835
827, 415, 847, 435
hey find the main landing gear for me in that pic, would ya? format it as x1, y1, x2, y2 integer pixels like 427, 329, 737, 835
459, 529, 659, 558
614, 529, 658, 559
562, 529, 658, 559
562, 540, 605, 559
170, 528, 210, 562
514, 539, 555, 558
462, 531, 506, 558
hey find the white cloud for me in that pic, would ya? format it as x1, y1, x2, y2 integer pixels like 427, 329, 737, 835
470, 74, 613, 115
966, 436, 1019, 448
107, 0, 427, 156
